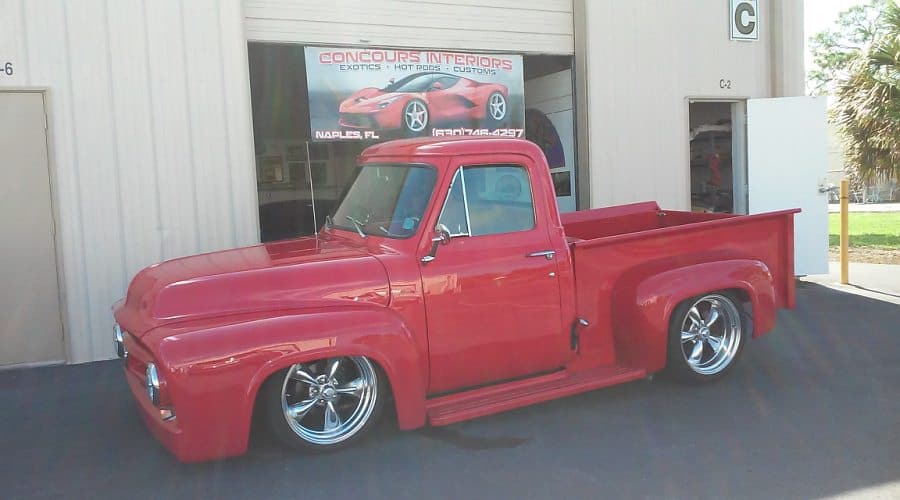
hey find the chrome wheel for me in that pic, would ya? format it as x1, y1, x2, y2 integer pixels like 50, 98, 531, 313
403, 100, 428, 132
280, 357, 378, 446
679, 294, 742, 375
488, 92, 507, 121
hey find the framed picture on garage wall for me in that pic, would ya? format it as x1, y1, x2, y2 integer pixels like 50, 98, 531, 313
257, 155, 287, 185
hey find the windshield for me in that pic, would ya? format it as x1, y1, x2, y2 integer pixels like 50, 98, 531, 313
331, 164, 437, 239
380, 73, 437, 93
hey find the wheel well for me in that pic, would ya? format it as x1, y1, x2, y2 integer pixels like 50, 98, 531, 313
672, 288, 754, 334
725, 288, 755, 336
663, 288, 755, 369
248, 356, 396, 439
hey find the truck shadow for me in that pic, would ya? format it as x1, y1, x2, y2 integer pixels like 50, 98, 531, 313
2, 283, 898, 500
418, 426, 532, 451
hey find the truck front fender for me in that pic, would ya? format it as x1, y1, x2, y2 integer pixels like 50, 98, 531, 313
151, 306, 427, 461
611, 259, 777, 373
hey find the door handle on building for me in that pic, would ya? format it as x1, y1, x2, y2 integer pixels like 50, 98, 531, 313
527, 250, 556, 260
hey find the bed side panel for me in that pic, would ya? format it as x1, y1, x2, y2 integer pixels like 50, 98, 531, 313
570, 212, 796, 366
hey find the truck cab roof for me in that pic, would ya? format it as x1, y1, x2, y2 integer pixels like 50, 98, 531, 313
360, 137, 547, 162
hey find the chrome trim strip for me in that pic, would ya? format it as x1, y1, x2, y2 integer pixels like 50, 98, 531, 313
459, 167, 473, 235
527, 250, 556, 260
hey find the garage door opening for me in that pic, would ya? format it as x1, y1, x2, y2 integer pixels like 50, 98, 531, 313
524, 55, 577, 213
248, 44, 578, 242
689, 101, 747, 214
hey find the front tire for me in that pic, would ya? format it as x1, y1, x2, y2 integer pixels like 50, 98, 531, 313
263, 356, 384, 452
665, 292, 746, 384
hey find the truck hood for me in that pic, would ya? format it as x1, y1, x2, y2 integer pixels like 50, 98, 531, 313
117, 235, 390, 336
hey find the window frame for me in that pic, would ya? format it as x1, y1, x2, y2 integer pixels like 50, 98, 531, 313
436, 163, 537, 239
329, 162, 439, 240
435, 168, 472, 237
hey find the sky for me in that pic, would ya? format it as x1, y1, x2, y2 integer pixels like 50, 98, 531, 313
804, 0, 869, 67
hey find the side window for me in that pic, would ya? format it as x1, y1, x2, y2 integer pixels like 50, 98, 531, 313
437, 164, 535, 238
464, 165, 535, 235
437, 170, 470, 236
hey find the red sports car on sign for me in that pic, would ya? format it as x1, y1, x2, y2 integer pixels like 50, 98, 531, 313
338, 72, 509, 136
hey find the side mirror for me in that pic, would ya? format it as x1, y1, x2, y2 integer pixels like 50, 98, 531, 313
430, 82, 443, 91
435, 224, 451, 245
422, 224, 452, 264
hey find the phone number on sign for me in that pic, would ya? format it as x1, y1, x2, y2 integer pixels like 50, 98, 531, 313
432, 128, 524, 138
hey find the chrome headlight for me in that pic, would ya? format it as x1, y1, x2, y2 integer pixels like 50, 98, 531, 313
145, 363, 160, 406
113, 323, 128, 359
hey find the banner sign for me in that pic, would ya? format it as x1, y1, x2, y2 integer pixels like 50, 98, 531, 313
305, 47, 525, 142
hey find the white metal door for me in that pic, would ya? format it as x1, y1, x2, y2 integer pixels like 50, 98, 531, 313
0, 92, 65, 366
747, 96, 829, 276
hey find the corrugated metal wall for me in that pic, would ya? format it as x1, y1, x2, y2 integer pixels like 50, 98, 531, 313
243, 0, 575, 54
0, 0, 259, 363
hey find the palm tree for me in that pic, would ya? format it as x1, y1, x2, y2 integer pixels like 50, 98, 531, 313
833, 0, 900, 181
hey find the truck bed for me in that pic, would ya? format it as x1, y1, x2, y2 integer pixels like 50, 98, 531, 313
560, 201, 799, 364
561, 201, 735, 242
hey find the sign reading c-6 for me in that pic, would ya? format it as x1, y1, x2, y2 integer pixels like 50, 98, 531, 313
2, 62, 12, 76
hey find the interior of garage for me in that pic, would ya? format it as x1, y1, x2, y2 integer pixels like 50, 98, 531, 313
689, 101, 740, 213
248, 43, 577, 242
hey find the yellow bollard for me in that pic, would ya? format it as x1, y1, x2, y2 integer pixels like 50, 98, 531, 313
840, 179, 849, 284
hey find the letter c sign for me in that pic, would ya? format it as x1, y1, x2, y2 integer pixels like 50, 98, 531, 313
730, 0, 759, 41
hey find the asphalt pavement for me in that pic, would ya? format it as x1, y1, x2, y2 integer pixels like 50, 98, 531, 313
805, 261, 900, 303
2, 282, 899, 500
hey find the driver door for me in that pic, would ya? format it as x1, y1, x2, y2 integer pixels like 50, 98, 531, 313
420, 161, 569, 394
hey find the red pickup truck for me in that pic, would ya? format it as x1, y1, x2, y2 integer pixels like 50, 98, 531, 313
113, 138, 798, 462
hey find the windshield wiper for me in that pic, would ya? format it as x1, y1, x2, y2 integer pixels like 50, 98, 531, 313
345, 216, 367, 238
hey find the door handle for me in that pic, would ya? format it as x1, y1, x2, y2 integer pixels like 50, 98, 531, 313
527, 250, 556, 260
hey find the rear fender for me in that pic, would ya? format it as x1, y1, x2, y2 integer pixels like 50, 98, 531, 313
156, 307, 426, 459
611, 259, 776, 373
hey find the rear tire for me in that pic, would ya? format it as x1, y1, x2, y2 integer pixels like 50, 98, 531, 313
262, 356, 384, 452
665, 292, 746, 384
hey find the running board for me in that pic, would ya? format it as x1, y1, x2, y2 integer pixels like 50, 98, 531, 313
425, 364, 647, 427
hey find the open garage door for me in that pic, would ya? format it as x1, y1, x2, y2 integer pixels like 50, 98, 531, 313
242, 0, 574, 55
244, 0, 576, 242
747, 96, 829, 276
